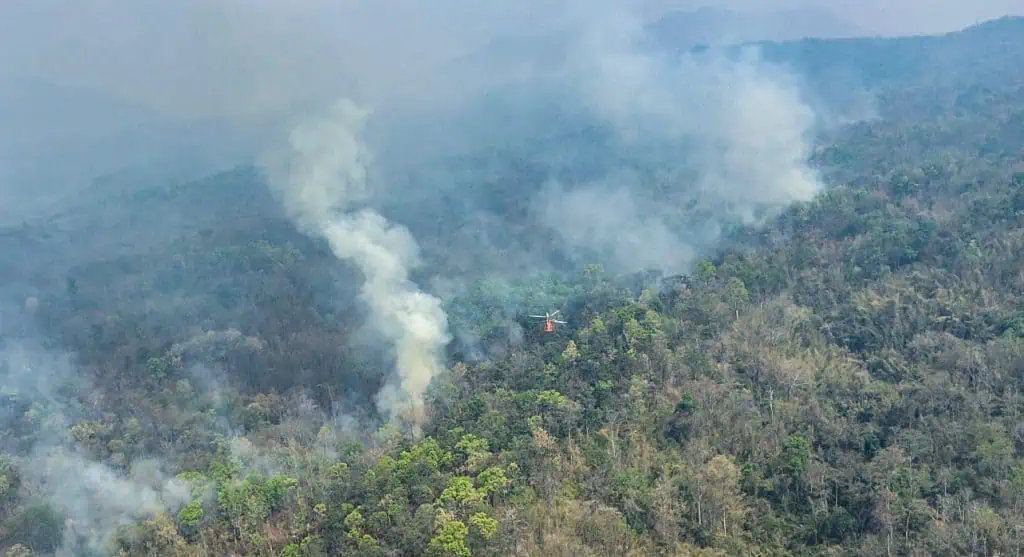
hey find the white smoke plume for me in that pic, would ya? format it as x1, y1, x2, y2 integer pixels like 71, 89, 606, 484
529, 12, 823, 275
261, 99, 450, 431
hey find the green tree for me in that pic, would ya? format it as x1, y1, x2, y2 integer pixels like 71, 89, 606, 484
428, 519, 471, 557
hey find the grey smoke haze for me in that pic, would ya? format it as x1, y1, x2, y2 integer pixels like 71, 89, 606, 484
0, 0, 565, 120
40, 451, 192, 556
2, 0, 1016, 223
2, 0, 1020, 121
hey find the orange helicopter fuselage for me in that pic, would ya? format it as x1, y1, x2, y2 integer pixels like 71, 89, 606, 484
543, 319, 555, 332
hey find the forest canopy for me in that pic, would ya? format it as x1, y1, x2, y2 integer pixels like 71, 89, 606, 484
1, 14, 1024, 557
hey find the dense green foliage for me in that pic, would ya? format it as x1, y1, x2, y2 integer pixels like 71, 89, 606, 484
3, 16, 1024, 557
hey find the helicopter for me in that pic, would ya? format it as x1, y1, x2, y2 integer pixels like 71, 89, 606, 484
529, 310, 567, 333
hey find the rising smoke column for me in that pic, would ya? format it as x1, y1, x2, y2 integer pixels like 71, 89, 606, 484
261, 99, 450, 431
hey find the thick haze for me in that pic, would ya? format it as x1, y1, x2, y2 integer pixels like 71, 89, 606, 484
0, 0, 566, 120
2, 1, 1020, 120
1, 0, 1017, 220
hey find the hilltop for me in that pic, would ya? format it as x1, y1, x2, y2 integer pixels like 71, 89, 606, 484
647, 6, 865, 45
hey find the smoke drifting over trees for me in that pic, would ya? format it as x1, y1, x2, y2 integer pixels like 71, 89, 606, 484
241, 3, 833, 415
6, 3, 1021, 556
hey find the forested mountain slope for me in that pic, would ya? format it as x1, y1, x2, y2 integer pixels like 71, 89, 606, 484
1, 16, 1024, 557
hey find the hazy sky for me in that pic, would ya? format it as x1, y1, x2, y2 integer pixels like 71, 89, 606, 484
0, 0, 1021, 119
638, 0, 1024, 34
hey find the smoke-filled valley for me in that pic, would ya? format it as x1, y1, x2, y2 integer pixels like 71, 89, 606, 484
2, 6, 1024, 556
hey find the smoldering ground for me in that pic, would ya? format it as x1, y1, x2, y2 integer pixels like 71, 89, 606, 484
0, 331, 193, 556
0, 305, 369, 555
